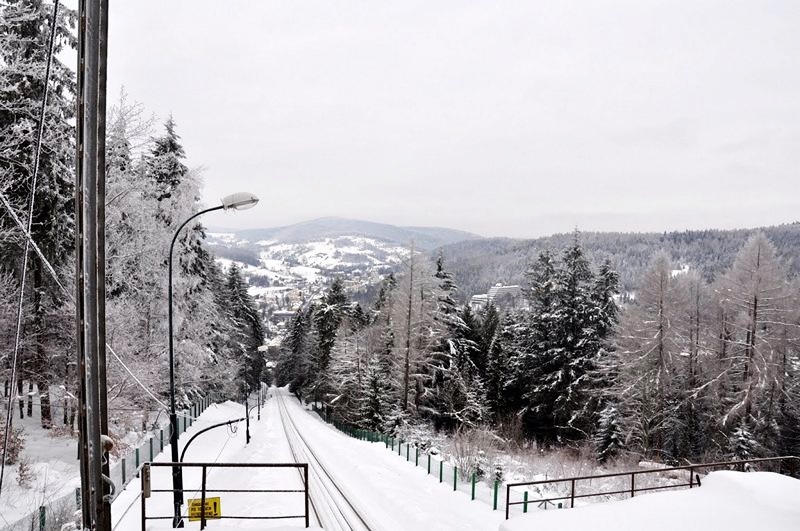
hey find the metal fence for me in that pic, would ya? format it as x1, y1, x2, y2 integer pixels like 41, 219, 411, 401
1, 398, 212, 531
504, 455, 800, 519
315, 406, 505, 512
141, 462, 310, 530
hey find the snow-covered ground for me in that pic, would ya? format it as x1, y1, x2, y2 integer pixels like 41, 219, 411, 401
112, 388, 505, 530
0, 404, 80, 529
500, 470, 800, 531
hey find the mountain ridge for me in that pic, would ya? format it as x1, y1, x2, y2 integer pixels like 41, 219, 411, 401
208, 216, 481, 251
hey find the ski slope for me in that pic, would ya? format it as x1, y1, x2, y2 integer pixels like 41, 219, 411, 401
112, 388, 504, 530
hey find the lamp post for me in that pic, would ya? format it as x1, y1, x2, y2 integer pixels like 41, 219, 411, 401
168, 192, 258, 528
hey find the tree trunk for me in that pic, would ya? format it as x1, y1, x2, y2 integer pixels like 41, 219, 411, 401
38, 379, 51, 428
68, 404, 76, 434
403, 242, 414, 411
16, 378, 23, 419
32, 264, 52, 428
26, 381, 33, 417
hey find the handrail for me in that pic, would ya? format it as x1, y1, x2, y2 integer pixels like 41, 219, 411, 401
504, 455, 799, 519
141, 462, 310, 529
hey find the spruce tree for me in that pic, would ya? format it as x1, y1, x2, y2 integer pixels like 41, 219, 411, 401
223, 264, 265, 391
594, 403, 623, 463
0, 0, 76, 428
424, 255, 484, 429
312, 278, 348, 400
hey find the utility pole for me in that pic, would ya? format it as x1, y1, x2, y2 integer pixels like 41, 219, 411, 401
75, 0, 111, 529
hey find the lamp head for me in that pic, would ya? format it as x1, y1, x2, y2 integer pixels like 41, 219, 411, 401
221, 192, 259, 211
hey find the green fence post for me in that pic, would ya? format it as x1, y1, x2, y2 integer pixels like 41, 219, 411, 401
160, 429, 164, 451
493, 480, 499, 510
39, 505, 45, 531
415, 448, 419, 467
149, 437, 154, 460
385, 435, 388, 449
122, 458, 126, 485
523, 491, 529, 513
439, 461, 443, 483
454, 466, 458, 491
75, 488, 81, 509
135, 448, 140, 475
406, 444, 410, 461
427, 454, 431, 474
391, 438, 394, 451
398, 441, 402, 456
471, 472, 476, 500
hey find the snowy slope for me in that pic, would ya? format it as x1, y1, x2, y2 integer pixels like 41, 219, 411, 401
500, 471, 800, 531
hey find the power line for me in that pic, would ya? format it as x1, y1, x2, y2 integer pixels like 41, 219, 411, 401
0, 0, 61, 499
0, 190, 206, 423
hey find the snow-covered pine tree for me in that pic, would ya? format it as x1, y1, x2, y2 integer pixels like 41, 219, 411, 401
312, 278, 348, 402
275, 307, 312, 399
0, 0, 76, 428
224, 264, 265, 392
517, 250, 558, 437
459, 304, 484, 378
594, 403, 623, 463
147, 116, 187, 207
729, 420, 760, 460
422, 255, 485, 430
522, 237, 600, 442
485, 312, 524, 421
478, 302, 500, 364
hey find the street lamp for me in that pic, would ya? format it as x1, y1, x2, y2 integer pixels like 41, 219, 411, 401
168, 192, 258, 527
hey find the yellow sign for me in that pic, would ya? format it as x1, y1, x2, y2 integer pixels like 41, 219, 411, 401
188, 497, 222, 521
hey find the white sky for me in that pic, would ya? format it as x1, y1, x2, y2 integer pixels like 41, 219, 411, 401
103, 1, 800, 238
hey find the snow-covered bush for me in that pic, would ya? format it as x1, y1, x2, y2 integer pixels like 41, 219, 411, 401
0, 426, 25, 464
15, 455, 33, 488
449, 426, 502, 482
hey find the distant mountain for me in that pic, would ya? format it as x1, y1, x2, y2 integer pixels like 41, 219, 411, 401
205, 218, 479, 324
438, 222, 800, 299
211, 217, 480, 251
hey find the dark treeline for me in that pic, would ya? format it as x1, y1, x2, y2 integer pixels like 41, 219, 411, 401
441, 223, 800, 300
276, 231, 800, 464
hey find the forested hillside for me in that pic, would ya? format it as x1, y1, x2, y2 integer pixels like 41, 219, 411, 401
442, 223, 800, 298
276, 230, 800, 466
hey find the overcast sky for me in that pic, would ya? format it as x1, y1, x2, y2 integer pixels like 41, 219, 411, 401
104, 1, 800, 238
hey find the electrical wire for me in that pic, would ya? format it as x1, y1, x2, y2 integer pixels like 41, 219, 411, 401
0, 0, 61, 499
0, 192, 204, 423
0, 189, 176, 411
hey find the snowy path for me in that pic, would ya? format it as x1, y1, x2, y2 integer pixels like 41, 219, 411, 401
112, 389, 504, 530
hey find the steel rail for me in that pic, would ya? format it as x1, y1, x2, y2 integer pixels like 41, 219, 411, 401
276, 390, 379, 531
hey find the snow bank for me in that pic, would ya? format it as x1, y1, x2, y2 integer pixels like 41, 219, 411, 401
500, 471, 800, 531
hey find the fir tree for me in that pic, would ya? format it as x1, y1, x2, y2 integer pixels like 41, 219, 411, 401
0, 0, 76, 429
312, 278, 348, 400
148, 115, 187, 204
594, 403, 623, 463
223, 264, 265, 391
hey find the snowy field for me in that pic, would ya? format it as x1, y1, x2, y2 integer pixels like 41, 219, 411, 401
501, 470, 800, 531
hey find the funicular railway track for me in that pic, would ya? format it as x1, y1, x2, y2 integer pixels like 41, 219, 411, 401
274, 390, 381, 531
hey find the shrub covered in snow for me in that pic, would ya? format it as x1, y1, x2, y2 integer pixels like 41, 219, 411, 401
0, 426, 25, 464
